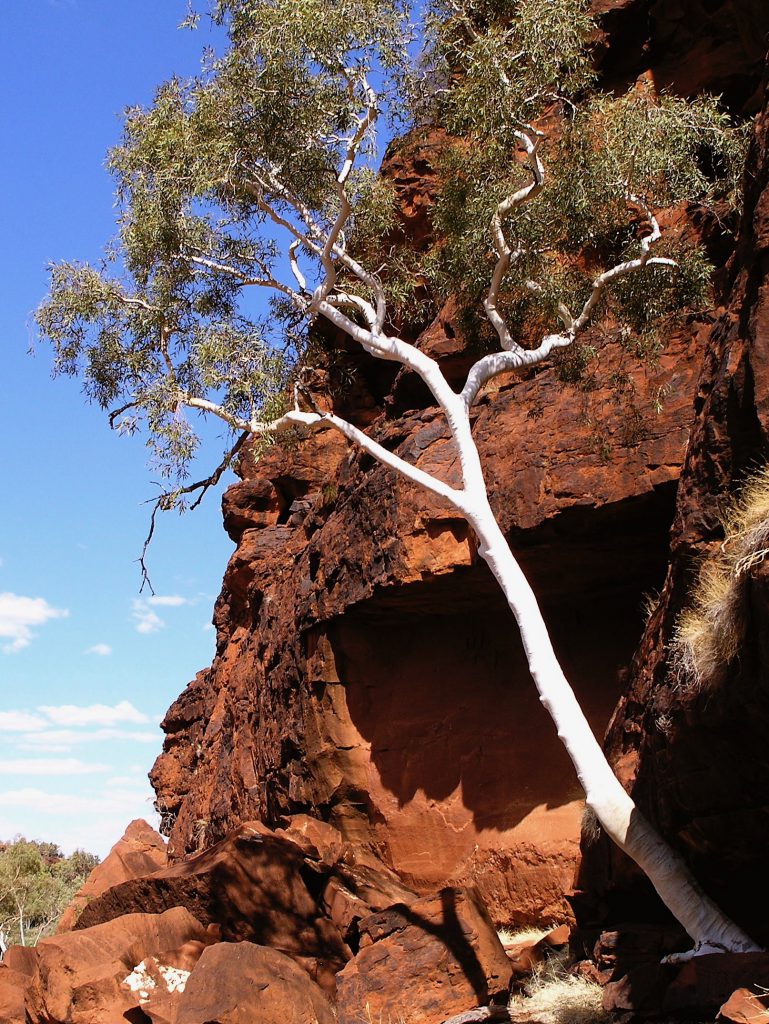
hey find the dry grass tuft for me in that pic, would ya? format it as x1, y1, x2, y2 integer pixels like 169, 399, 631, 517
509, 950, 609, 1024
497, 925, 551, 947
669, 465, 769, 691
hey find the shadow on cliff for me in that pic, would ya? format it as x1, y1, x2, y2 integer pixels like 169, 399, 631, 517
328, 559, 654, 835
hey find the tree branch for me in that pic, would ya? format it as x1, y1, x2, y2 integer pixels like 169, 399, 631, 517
483, 129, 545, 357
138, 431, 249, 593
462, 193, 676, 408
272, 406, 468, 509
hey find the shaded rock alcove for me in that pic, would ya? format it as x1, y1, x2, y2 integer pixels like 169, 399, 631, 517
297, 485, 678, 925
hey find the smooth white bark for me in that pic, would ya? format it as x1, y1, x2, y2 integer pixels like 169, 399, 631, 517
463, 494, 759, 954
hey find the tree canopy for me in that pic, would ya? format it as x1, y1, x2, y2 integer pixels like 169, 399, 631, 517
0, 838, 99, 950
36, 0, 746, 530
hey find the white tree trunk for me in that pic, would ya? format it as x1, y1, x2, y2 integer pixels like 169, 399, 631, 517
465, 496, 759, 954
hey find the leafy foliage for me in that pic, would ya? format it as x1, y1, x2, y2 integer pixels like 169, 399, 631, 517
36, 0, 748, 519
0, 838, 99, 950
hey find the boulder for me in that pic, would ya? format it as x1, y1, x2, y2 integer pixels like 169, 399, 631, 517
502, 925, 570, 981
336, 887, 512, 1024
74, 823, 351, 993
25, 906, 209, 1024
164, 941, 335, 1024
719, 987, 769, 1024
0, 964, 29, 1024
58, 818, 167, 931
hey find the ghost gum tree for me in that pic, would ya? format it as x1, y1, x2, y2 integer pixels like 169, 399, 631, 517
37, 0, 757, 955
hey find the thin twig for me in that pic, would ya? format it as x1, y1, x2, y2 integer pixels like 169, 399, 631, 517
138, 432, 249, 593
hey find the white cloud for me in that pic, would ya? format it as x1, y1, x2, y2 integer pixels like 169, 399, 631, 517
0, 711, 47, 732
0, 592, 68, 653
17, 727, 158, 752
38, 700, 149, 728
147, 595, 189, 607
0, 758, 108, 776
85, 643, 112, 656
0, 785, 161, 857
131, 599, 165, 634
202, 621, 214, 632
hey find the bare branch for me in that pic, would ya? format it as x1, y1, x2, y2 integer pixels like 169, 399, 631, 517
139, 431, 249, 593
571, 194, 673, 333
184, 252, 304, 304
289, 240, 310, 295
484, 130, 545, 355
108, 400, 141, 430
110, 290, 160, 314
273, 407, 467, 510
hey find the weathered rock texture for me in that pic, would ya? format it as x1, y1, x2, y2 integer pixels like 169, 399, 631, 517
575, 73, 769, 947
25, 907, 209, 1024
335, 888, 512, 1024
151, 280, 707, 930
57, 818, 167, 932
170, 942, 336, 1024
592, 0, 769, 114
150, 0, 769, 933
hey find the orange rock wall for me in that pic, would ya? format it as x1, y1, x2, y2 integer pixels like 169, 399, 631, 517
150, 0, 769, 929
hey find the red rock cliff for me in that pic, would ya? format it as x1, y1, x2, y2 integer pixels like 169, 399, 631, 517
576, 70, 769, 947
150, 1, 769, 930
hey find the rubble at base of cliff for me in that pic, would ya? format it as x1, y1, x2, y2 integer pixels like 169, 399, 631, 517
5, 818, 769, 1024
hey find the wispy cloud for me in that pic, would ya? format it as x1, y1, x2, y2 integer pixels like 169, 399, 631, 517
0, 782, 160, 857
131, 594, 190, 634
17, 727, 158, 753
131, 599, 165, 634
147, 595, 189, 607
0, 711, 47, 732
0, 702, 156, 754
0, 592, 68, 653
0, 758, 108, 776
85, 643, 112, 656
38, 700, 148, 728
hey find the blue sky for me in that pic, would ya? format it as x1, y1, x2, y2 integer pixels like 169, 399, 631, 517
0, 2, 236, 856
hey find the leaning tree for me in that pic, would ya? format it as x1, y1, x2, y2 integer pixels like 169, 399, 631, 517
37, 0, 757, 955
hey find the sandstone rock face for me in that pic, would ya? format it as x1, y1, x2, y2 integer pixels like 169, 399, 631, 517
74, 823, 351, 994
0, 964, 30, 1024
591, 0, 769, 113
57, 817, 167, 931
150, 0, 769, 932
719, 987, 769, 1024
151, 320, 704, 927
576, 75, 769, 948
335, 887, 512, 1024
170, 942, 335, 1024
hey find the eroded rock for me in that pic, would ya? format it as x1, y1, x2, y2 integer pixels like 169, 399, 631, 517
74, 823, 350, 993
25, 906, 208, 1024
58, 818, 167, 932
336, 888, 512, 1024
168, 942, 335, 1024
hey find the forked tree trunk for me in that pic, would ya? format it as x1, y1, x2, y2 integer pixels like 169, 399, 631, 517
465, 491, 759, 955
